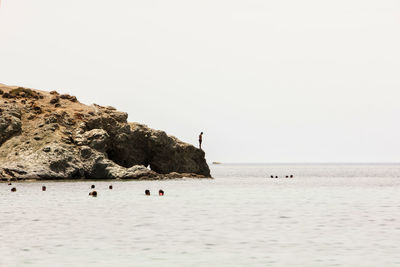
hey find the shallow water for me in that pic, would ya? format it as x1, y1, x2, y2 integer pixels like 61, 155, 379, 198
1, 164, 400, 266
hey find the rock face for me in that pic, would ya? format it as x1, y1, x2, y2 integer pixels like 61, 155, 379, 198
0, 104, 21, 145
0, 84, 211, 180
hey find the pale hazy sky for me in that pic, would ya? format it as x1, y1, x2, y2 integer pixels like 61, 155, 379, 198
1, 0, 400, 163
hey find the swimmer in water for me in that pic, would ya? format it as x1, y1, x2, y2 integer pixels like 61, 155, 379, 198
89, 191, 97, 197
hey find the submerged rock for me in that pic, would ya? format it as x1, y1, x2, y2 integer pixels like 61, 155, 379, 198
0, 83, 211, 180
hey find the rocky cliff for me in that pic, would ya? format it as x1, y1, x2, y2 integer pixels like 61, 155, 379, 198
0, 84, 211, 180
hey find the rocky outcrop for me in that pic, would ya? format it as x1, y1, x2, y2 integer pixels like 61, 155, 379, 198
0, 84, 211, 180
0, 103, 22, 145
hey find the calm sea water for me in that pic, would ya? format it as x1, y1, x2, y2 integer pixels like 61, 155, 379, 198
1, 164, 400, 267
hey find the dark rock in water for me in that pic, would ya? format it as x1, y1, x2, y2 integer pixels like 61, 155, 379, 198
0, 83, 211, 180
104, 123, 210, 176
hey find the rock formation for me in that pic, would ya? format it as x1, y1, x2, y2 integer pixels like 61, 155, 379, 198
0, 84, 211, 180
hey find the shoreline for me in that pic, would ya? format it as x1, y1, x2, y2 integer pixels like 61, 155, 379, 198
0, 174, 213, 182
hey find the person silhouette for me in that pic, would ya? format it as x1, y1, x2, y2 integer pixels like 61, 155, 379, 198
199, 132, 203, 149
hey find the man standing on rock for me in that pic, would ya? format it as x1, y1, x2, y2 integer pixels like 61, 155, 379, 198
199, 132, 203, 149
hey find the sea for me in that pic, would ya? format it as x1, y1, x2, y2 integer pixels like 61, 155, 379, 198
1, 163, 400, 267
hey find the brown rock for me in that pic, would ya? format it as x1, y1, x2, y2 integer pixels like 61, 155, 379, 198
60, 94, 78, 102
50, 96, 60, 104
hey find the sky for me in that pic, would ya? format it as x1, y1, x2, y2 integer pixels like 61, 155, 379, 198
0, 0, 400, 163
